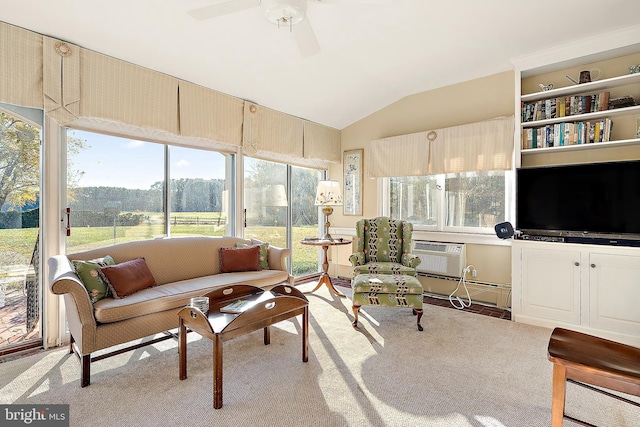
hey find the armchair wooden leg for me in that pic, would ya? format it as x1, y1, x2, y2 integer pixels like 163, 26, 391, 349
352, 305, 360, 328
413, 308, 424, 331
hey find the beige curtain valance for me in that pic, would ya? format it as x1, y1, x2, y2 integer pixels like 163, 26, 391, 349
78, 49, 179, 135
0, 22, 43, 109
178, 80, 244, 150
368, 131, 431, 177
1, 21, 339, 167
243, 102, 306, 162
43, 37, 80, 125
368, 116, 514, 177
430, 116, 514, 174
303, 121, 341, 164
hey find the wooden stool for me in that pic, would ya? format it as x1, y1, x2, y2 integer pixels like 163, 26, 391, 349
547, 327, 640, 426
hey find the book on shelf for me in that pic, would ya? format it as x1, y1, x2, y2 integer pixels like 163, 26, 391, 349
219, 299, 257, 314
521, 91, 611, 123
522, 118, 613, 150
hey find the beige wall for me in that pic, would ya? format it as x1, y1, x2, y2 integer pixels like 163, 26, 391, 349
326, 71, 516, 299
331, 70, 515, 225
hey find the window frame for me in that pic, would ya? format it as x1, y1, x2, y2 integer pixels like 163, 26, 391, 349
382, 170, 514, 236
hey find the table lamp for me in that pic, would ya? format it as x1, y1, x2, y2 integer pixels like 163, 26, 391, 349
315, 180, 342, 240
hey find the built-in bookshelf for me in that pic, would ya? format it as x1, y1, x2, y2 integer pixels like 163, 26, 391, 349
520, 71, 640, 154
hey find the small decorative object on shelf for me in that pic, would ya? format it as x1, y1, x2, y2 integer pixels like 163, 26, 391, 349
609, 96, 636, 109
539, 83, 554, 91
630, 65, 640, 74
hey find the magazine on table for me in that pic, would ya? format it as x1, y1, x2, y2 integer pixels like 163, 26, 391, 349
219, 299, 257, 314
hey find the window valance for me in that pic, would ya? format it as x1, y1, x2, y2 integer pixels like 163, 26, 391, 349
368, 116, 514, 177
368, 131, 431, 177
1, 21, 340, 167
242, 103, 303, 158
429, 116, 514, 175
178, 80, 244, 150
303, 121, 341, 165
43, 37, 80, 125
1, 23, 43, 109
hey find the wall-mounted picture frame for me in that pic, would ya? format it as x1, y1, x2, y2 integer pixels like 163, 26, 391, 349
343, 149, 363, 216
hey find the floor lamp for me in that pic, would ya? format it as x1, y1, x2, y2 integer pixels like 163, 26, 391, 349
315, 180, 342, 241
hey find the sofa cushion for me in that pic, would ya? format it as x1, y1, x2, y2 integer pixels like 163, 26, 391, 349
236, 242, 269, 270
92, 269, 290, 323
99, 257, 157, 298
220, 245, 260, 273
72, 256, 115, 303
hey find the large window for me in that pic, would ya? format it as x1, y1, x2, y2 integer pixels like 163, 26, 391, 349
66, 130, 232, 252
390, 170, 509, 232
169, 146, 232, 237
244, 158, 321, 277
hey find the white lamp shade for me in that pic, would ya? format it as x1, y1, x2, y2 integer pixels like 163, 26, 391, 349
315, 180, 342, 206
266, 184, 288, 207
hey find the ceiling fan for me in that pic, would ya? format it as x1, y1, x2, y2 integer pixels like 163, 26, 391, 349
187, 0, 387, 57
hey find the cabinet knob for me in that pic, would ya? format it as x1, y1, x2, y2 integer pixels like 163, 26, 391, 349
591, 263, 596, 268
574, 262, 580, 266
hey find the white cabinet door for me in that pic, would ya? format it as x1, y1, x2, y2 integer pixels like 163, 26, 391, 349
521, 247, 581, 324
589, 252, 640, 335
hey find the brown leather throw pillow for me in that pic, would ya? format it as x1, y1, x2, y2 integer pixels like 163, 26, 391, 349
99, 257, 157, 298
219, 245, 260, 273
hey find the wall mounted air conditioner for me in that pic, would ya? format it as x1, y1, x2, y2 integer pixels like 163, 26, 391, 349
411, 240, 466, 278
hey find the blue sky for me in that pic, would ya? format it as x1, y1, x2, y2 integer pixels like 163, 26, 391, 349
69, 130, 227, 190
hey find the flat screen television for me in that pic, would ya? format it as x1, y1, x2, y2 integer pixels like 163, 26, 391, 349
516, 159, 640, 244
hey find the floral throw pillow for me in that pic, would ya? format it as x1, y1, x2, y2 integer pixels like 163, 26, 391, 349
72, 256, 115, 303
236, 242, 269, 270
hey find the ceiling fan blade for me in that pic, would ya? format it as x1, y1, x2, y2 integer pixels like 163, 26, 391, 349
187, 0, 260, 21
294, 19, 321, 58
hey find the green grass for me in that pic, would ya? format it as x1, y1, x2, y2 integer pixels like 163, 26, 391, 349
1, 220, 324, 277
0, 228, 39, 259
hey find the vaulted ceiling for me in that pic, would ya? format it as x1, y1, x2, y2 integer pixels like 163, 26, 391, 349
3, 0, 640, 129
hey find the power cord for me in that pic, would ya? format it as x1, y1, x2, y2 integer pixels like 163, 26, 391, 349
449, 265, 476, 309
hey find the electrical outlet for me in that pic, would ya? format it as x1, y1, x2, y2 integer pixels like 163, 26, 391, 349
472, 268, 478, 278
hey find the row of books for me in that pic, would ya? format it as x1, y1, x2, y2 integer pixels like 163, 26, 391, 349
521, 118, 613, 149
522, 92, 610, 123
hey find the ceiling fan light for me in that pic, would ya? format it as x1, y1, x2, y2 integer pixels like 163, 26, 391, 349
263, 0, 306, 26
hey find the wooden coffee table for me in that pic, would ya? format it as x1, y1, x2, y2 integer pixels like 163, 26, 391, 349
178, 284, 309, 409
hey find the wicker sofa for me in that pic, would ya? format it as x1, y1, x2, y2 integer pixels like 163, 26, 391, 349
48, 236, 292, 387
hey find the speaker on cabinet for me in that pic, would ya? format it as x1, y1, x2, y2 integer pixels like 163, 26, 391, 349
494, 222, 515, 239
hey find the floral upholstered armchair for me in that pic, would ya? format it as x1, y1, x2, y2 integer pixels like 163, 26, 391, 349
349, 217, 420, 277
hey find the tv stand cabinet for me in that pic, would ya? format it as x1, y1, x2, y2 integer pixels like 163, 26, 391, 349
512, 240, 640, 347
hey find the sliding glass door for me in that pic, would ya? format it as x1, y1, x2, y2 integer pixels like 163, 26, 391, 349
66, 130, 165, 253
0, 105, 42, 353
243, 158, 321, 277
243, 158, 287, 248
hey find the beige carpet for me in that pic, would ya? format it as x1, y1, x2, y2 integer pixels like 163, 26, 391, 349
1, 282, 638, 426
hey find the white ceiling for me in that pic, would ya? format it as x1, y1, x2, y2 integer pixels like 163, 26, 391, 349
3, 0, 640, 130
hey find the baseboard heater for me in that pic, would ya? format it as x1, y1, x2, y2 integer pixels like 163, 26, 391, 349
411, 240, 466, 278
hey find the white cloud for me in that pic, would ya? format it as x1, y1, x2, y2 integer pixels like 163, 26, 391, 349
123, 140, 146, 149
176, 159, 190, 167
